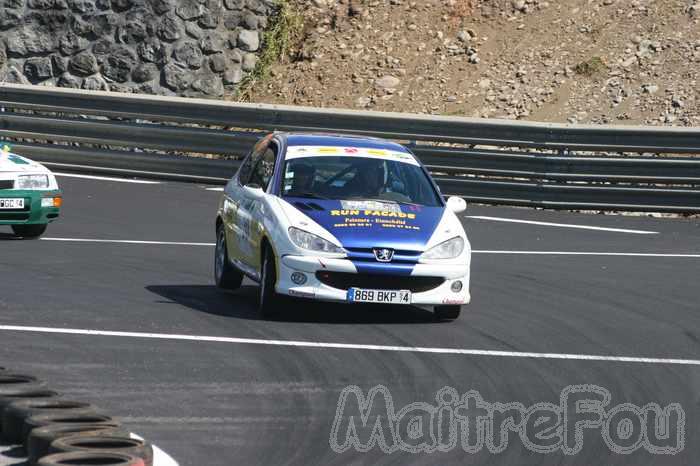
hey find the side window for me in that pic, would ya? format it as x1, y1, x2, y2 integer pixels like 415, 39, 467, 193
237, 153, 256, 186
238, 134, 273, 186
248, 145, 277, 190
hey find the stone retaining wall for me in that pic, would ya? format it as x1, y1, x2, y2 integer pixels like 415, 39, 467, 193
0, 0, 276, 97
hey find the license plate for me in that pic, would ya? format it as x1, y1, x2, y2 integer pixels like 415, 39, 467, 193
347, 288, 411, 304
0, 198, 24, 209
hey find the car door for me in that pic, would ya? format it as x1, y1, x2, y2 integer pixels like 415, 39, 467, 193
232, 141, 278, 278
222, 139, 266, 277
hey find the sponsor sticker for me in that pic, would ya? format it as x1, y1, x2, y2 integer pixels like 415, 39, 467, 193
366, 149, 387, 156
340, 200, 402, 213
442, 297, 464, 305
286, 145, 419, 166
330, 209, 417, 220
8, 154, 29, 165
329, 208, 421, 231
0, 146, 29, 165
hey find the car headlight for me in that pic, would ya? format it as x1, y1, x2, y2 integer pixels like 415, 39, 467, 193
421, 237, 465, 260
288, 227, 345, 254
16, 175, 49, 189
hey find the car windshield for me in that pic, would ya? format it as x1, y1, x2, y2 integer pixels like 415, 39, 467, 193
281, 155, 442, 207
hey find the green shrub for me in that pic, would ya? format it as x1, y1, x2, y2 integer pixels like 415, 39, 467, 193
574, 56, 605, 76
235, 0, 303, 100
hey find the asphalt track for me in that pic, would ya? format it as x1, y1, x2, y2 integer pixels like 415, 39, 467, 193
1, 175, 699, 465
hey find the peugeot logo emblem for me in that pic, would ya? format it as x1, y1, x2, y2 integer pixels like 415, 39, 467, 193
373, 248, 394, 262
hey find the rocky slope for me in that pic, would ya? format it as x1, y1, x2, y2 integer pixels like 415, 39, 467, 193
248, 0, 700, 126
0, 0, 276, 97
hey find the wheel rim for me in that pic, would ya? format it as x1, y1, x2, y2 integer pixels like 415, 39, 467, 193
215, 230, 225, 282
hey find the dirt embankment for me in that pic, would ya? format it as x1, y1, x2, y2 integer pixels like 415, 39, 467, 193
247, 0, 700, 126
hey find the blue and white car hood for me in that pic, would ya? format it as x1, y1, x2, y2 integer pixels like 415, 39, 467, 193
284, 198, 443, 251
277, 197, 467, 276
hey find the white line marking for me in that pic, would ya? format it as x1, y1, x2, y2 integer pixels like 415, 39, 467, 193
37, 237, 700, 257
44, 162, 228, 182
466, 215, 658, 235
472, 250, 700, 257
205, 187, 224, 191
0, 324, 698, 366
55, 173, 161, 184
41, 237, 214, 246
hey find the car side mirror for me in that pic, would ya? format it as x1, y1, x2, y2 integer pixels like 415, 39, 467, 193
446, 196, 467, 214
244, 184, 265, 199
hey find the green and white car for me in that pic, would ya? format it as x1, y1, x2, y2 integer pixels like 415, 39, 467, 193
0, 145, 62, 238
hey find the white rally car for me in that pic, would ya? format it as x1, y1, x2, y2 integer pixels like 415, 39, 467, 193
214, 133, 471, 320
0, 145, 62, 238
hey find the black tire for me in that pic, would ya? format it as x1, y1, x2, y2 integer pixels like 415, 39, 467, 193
434, 305, 461, 321
2, 400, 96, 445
0, 375, 46, 396
258, 246, 280, 317
28, 424, 128, 466
24, 413, 118, 445
49, 435, 153, 466
11, 224, 48, 239
0, 390, 59, 419
38, 451, 145, 466
214, 224, 244, 290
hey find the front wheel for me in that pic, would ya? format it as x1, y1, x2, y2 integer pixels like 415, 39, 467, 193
214, 225, 243, 290
12, 224, 47, 239
258, 247, 280, 317
434, 305, 461, 321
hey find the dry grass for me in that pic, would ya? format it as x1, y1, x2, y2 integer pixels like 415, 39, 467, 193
234, 0, 304, 101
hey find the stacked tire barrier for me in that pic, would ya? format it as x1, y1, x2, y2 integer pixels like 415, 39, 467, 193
1, 83, 700, 212
0, 368, 153, 466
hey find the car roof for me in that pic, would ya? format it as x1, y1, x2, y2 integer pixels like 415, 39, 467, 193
282, 133, 410, 154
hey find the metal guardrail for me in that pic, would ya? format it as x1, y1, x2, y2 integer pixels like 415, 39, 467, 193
1, 83, 700, 212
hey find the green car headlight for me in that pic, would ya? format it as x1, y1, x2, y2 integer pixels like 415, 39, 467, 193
16, 175, 49, 189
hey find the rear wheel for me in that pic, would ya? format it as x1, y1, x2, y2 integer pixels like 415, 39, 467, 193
12, 224, 47, 239
434, 305, 461, 321
258, 246, 279, 317
214, 225, 243, 290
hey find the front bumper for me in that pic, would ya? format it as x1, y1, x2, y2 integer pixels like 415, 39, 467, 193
277, 255, 470, 306
0, 189, 62, 225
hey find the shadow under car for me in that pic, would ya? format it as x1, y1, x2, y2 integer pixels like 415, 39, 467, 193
146, 284, 439, 324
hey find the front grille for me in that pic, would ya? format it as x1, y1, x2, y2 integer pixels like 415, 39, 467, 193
0, 180, 14, 190
0, 212, 30, 221
345, 247, 421, 264
316, 271, 444, 293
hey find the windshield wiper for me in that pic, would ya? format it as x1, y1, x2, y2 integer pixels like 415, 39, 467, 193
345, 197, 397, 203
394, 200, 424, 207
345, 197, 423, 206
287, 192, 330, 200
